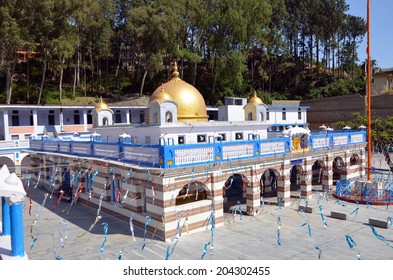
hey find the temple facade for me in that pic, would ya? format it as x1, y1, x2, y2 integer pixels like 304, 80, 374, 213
0, 62, 366, 242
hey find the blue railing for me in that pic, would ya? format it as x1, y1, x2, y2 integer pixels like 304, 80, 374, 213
29, 131, 366, 169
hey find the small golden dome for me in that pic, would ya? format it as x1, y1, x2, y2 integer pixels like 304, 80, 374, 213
248, 91, 264, 105
149, 61, 208, 122
152, 85, 173, 104
95, 97, 110, 112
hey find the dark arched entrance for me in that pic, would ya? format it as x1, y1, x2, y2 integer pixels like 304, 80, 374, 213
260, 169, 279, 198
312, 160, 326, 191
290, 164, 303, 192
332, 157, 344, 185
223, 173, 248, 212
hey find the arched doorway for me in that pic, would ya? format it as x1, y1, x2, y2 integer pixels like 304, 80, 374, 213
223, 174, 244, 198
260, 168, 279, 198
350, 154, 360, 166
223, 173, 249, 212
0, 156, 15, 173
312, 160, 326, 190
165, 111, 173, 123
290, 164, 303, 193
176, 181, 209, 206
332, 157, 344, 184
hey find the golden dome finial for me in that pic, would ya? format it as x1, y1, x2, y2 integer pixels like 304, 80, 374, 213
172, 61, 179, 78
95, 96, 110, 112
248, 91, 263, 105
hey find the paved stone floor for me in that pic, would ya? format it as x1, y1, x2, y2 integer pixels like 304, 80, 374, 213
1, 184, 391, 261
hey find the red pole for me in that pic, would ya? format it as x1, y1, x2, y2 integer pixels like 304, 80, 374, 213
367, 0, 372, 180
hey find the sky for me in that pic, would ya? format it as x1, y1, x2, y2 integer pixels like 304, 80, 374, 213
346, 0, 393, 68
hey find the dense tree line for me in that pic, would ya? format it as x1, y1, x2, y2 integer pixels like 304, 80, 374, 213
0, 0, 367, 105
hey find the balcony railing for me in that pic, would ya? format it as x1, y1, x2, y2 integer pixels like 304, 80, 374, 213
28, 131, 366, 168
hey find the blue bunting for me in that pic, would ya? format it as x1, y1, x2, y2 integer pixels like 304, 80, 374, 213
141, 216, 152, 251
165, 237, 179, 260
277, 216, 282, 246
319, 205, 328, 229
100, 222, 109, 254
369, 225, 393, 248
345, 235, 357, 249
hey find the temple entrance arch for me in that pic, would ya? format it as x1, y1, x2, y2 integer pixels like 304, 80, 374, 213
223, 173, 249, 212
176, 181, 209, 206
290, 164, 303, 193
332, 157, 344, 184
20, 155, 34, 177
260, 168, 279, 198
311, 160, 326, 190
350, 153, 360, 166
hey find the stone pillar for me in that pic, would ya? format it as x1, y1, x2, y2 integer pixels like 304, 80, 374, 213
277, 175, 290, 207
32, 109, 38, 133
3, 110, 9, 140
246, 167, 261, 215
83, 109, 88, 131
300, 171, 312, 200
126, 110, 130, 124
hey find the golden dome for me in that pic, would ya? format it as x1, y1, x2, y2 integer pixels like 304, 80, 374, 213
95, 97, 110, 112
149, 62, 208, 122
248, 91, 264, 105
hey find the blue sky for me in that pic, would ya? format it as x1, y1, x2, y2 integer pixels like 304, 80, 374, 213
346, 0, 393, 68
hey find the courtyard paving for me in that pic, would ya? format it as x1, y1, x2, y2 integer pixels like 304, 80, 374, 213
3, 184, 391, 261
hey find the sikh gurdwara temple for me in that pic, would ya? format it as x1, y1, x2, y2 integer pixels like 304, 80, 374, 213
27, 63, 366, 241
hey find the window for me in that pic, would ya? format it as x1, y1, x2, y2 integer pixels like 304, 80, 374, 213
11, 135, 19, 140
197, 134, 206, 143
87, 111, 92, 124
266, 110, 269, 121
282, 109, 286, 121
178, 136, 185, 144
48, 114, 55, 125
103, 117, 109, 125
218, 133, 226, 141
74, 111, 80, 124
235, 132, 243, 140
248, 112, 253, 120
235, 99, 243, 105
139, 112, 145, 123
30, 115, 34, 126
260, 112, 264, 121
165, 111, 173, 122
115, 113, 121, 123
25, 134, 31, 140
11, 115, 19, 126
48, 115, 55, 125
145, 136, 151, 144
298, 109, 302, 120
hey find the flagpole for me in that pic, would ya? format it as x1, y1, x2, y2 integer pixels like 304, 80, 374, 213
367, 0, 372, 180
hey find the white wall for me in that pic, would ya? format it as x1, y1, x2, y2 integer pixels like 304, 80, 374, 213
218, 105, 245, 121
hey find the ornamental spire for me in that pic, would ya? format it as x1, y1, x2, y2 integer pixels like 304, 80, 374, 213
172, 61, 179, 78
